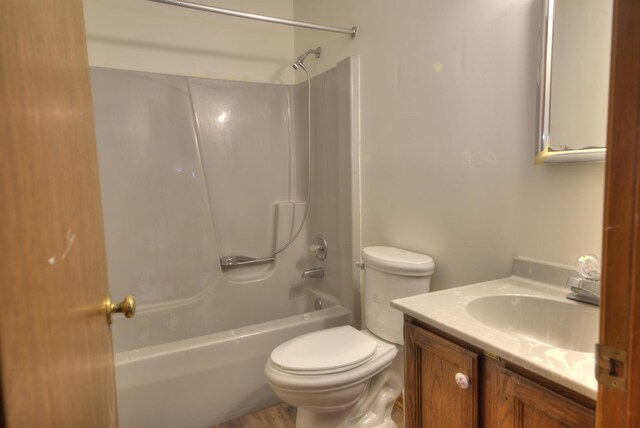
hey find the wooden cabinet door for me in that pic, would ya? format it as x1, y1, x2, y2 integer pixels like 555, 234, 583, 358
482, 359, 595, 428
404, 321, 478, 428
512, 378, 595, 428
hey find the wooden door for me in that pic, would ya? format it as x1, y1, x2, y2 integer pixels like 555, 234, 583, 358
0, 1, 117, 427
404, 320, 478, 428
597, 0, 640, 426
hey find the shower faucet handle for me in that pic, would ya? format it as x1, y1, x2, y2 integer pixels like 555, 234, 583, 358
309, 235, 328, 261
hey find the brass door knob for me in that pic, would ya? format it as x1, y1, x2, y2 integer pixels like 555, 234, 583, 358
106, 295, 136, 324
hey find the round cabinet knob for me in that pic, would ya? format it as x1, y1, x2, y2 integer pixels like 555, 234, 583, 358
455, 372, 470, 390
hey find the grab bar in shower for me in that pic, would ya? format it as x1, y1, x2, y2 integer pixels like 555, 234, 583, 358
220, 255, 275, 269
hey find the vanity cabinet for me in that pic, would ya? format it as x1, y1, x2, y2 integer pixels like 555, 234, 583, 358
404, 318, 595, 428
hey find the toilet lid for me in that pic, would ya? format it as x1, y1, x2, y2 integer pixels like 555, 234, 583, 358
270, 326, 378, 374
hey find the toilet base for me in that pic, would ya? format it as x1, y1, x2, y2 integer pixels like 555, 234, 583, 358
294, 356, 403, 428
297, 409, 396, 428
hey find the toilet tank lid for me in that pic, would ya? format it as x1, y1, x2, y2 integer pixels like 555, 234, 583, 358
363, 246, 435, 276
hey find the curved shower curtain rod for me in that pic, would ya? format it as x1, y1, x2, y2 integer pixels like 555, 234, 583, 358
146, 0, 357, 38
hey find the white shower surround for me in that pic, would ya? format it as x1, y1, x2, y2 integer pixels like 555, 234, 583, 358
90, 57, 360, 426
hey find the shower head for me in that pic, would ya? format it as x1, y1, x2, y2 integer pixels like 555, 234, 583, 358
292, 47, 321, 70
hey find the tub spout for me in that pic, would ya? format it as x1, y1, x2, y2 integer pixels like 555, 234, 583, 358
302, 267, 324, 279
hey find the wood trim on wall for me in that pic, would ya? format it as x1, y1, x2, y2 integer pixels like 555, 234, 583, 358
597, 0, 640, 426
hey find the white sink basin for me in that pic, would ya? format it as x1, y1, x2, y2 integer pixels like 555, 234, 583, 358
466, 295, 598, 353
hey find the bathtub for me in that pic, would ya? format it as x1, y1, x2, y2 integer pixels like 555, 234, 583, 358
114, 298, 352, 428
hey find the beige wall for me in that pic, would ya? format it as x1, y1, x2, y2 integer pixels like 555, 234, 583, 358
293, 0, 605, 290
83, 0, 606, 291
83, 0, 295, 84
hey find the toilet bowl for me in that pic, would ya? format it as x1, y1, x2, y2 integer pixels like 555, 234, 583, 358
265, 246, 435, 428
265, 327, 399, 426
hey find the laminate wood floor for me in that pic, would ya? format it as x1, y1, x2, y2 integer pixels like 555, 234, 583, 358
214, 401, 404, 428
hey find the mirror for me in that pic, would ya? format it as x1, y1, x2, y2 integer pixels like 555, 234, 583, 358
536, 0, 613, 163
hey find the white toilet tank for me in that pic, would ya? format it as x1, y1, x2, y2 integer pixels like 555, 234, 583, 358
363, 246, 435, 345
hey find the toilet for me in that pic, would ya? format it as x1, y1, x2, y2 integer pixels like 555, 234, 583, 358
264, 246, 435, 428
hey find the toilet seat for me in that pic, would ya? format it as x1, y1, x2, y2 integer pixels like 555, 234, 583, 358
265, 328, 398, 393
270, 326, 378, 375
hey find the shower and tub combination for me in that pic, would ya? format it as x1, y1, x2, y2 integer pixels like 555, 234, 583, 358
90, 6, 361, 424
